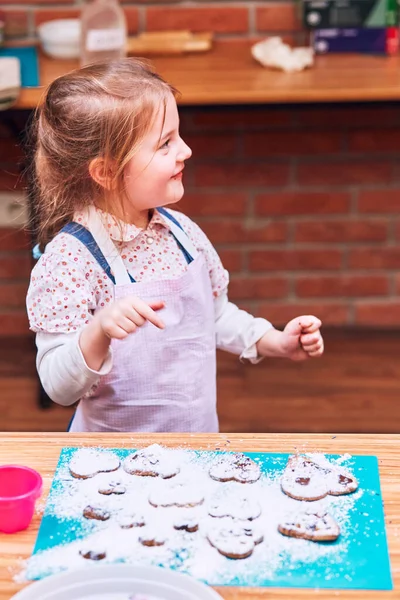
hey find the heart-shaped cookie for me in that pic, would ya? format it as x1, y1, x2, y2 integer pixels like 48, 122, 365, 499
278, 509, 340, 542
281, 454, 358, 501
209, 453, 261, 484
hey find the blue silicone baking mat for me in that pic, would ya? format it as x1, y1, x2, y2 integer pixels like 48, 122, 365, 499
25, 447, 392, 590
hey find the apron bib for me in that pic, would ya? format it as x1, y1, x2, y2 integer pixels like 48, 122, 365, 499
65, 207, 218, 433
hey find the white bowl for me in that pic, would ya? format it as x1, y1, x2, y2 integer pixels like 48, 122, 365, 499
10, 564, 223, 600
37, 19, 81, 59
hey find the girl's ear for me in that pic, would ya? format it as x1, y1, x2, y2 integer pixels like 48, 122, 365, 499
89, 157, 117, 190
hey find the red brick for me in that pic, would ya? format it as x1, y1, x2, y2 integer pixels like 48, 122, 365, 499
295, 106, 400, 128
146, 6, 249, 34
34, 8, 80, 27
181, 192, 247, 217
255, 192, 350, 216
349, 248, 400, 269
185, 134, 237, 159
358, 189, 400, 213
0, 0, 72, 4
244, 131, 342, 157
191, 108, 292, 129
348, 129, 400, 153
394, 274, 400, 295
249, 249, 343, 271
257, 302, 349, 326
355, 303, 400, 326
34, 6, 138, 32
0, 282, 29, 308
0, 255, 31, 280
256, 4, 301, 32
295, 220, 388, 243
297, 160, 392, 186
0, 140, 23, 163
0, 312, 29, 336
200, 221, 287, 245
0, 169, 25, 191
229, 276, 288, 300
218, 249, 243, 273
0, 229, 30, 251
194, 163, 290, 188
4, 9, 29, 37
295, 275, 389, 298
123, 7, 140, 33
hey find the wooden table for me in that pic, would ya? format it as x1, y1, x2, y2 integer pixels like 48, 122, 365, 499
13, 40, 400, 109
0, 433, 399, 599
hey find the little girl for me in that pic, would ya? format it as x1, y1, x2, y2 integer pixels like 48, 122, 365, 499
26, 59, 324, 433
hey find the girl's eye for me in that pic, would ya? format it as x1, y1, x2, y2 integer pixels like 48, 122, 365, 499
160, 139, 170, 150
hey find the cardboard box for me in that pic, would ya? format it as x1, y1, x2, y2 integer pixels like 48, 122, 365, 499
313, 26, 399, 53
302, 0, 398, 29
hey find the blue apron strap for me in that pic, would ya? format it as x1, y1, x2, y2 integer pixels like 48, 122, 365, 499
157, 207, 194, 265
61, 222, 136, 284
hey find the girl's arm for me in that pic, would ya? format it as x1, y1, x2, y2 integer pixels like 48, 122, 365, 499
36, 331, 113, 406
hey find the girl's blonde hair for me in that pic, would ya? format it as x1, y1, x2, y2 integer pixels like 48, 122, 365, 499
31, 58, 177, 247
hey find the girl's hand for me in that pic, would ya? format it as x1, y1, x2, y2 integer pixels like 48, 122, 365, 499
80, 297, 165, 371
257, 315, 324, 361
280, 316, 324, 361
95, 296, 165, 340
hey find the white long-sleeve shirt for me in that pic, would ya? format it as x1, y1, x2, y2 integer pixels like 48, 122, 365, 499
27, 207, 272, 406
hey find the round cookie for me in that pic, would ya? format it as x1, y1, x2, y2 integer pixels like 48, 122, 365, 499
79, 548, 107, 560
209, 453, 261, 484
123, 445, 179, 479
117, 512, 146, 529
138, 526, 167, 547
98, 480, 126, 496
173, 511, 200, 533
83, 505, 111, 521
278, 509, 340, 542
69, 448, 120, 479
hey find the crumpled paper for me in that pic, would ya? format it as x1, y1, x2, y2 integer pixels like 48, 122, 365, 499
251, 37, 314, 73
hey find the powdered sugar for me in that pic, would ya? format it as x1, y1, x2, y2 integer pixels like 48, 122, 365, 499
20, 447, 388, 589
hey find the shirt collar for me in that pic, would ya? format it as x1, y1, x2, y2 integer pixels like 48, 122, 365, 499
74, 207, 171, 243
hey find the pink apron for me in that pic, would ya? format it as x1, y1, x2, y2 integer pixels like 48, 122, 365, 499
68, 207, 218, 433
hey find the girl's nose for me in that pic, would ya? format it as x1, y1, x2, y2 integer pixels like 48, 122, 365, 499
179, 139, 192, 161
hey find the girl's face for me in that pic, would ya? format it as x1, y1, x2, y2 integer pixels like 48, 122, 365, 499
123, 93, 192, 216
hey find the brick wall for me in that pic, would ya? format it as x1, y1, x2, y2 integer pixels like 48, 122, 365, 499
1, 103, 400, 336
0, 1, 303, 43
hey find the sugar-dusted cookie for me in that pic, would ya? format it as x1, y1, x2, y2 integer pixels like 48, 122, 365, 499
207, 519, 264, 559
278, 509, 340, 542
208, 494, 261, 521
281, 454, 358, 501
79, 541, 107, 560
69, 448, 120, 479
123, 444, 179, 479
148, 482, 204, 508
138, 526, 167, 547
117, 512, 146, 529
173, 510, 200, 533
98, 480, 126, 496
209, 453, 261, 484
79, 548, 107, 560
83, 505, 111, 521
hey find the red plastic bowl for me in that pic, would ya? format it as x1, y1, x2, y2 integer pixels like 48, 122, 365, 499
0, 465, 43, 533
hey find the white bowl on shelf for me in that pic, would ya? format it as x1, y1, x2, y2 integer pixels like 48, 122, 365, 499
37, 19, 81, 59
10, 564, 223, 599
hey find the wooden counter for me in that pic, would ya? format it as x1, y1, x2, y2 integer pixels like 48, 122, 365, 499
0, 433, 399, 599
14, 40, 400, 109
